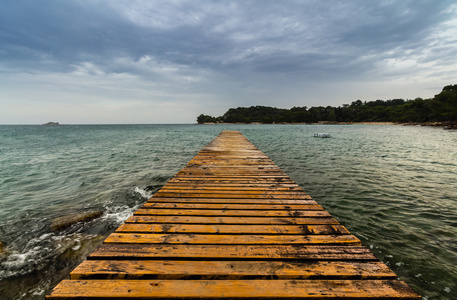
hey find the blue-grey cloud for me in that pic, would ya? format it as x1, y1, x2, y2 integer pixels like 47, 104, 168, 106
0, 0, 456, 123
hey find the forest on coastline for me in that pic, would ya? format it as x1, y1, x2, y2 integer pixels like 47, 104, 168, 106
197, 84, 457, 126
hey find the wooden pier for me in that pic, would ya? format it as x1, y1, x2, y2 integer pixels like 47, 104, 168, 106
47, 131, 420, 299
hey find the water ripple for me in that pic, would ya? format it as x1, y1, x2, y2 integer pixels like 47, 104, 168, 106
0, 124, 455, 299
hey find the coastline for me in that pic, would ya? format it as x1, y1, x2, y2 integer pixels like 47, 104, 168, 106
200, 121, 396, 125
199, 121, 457, 129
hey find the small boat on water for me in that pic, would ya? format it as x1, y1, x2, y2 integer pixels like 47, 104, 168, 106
313, 133, 331, 138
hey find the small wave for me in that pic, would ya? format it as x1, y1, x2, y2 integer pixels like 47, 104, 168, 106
0, 232, 94, 280
102, 204, 141, 226
98, 186, 151, 226
0, 233, 52, 279
134, 186, 154, 199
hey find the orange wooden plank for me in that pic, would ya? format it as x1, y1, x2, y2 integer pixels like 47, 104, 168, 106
170, 173, 289, 177
176, 171, 288, 176
184, 165, 281, 168
47, 279, 420, 299
89, 244, 378, 260
125, 215, 340, 225
140, 203, 324, 211
153, 192, 311, 199
156, 189, 306, 195
103, 233, 361, 245
168, 176, 295, 183
70, 260, 396, 280
166, 177, 291, 181
160, 185, 304, 191
147, 197, 317, 205
133, 208, 330, 217
162, 183, 303, 189
115, 224, 350, 235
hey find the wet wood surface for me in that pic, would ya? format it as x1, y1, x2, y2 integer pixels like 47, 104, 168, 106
47, 130, 420, 299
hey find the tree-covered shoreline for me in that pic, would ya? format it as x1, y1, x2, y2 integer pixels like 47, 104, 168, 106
197, 85, 457, 127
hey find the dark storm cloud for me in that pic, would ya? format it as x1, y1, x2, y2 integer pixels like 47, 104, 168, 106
1, 1, 135, 71
1, 0, 454, 77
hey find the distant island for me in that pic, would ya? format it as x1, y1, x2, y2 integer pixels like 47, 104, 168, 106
43, 122, 60, 126
197, 84, 457, 129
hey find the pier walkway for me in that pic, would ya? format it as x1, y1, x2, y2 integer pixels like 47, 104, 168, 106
47, 131, 420, 299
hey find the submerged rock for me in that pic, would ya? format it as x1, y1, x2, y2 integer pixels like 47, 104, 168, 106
0, 241, 8, 258
145, 185, 155, 191
50, 211, 103, 231
57, 234, 106, 260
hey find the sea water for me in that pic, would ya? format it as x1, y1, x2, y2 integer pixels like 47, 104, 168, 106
0, 124, 455, 299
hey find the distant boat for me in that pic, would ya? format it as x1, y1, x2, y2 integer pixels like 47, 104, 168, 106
313, 133, 331, 138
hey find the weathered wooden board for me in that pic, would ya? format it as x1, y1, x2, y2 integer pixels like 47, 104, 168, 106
88, 244, 379, 260
161, 186, 304, 192
167, 177, 297, 183
159, 185, 304, 191
153, 192, 312, 199
47, 279, 420, 299
103, 233, 361, 245
133, 208, 330, 217
147, 197, 317, 205
156, 189, 306, 196
183, 165, 282, 169
47, 130, 420, 299
70, 260, 396, 280
170, 175, 293, 179
176, 171, 289, 176
125, 215, 340, 225
115, 224, 350, 235
140, 202, 324, 210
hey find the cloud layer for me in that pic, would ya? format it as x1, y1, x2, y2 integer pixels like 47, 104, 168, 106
1, 0, 456, 123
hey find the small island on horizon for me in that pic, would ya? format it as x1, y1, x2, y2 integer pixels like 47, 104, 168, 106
197, 84, 457, 129
43, 122, 60, 126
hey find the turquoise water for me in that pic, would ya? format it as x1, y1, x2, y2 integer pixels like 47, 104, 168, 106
0, 124, 455, 299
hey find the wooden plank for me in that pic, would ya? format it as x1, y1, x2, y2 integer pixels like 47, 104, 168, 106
167, 180, 299, 185
153, 192, 311, 199
147, 197, 317, 205
162, 183, 303, 189
133, 209, 331, 217
70, 260, 396, 280
103, 233, 361, 245
140, 203, 324, 211
165, 180, 299, 185
185, 156, 270, 160
168, 177, 296, 183
155, 189, 306, 195
176, 171, 288, 176
170, 174, 290, 178
125, 215, 340, 225
115, 224, 350, 235
188, 160, 275, 165
160, 185, 304, 191
184, 165, 281, 169
47, 279, 420, 299
89, 244, 378, 260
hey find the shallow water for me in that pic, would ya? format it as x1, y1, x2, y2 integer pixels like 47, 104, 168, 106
0, 124, 455, 299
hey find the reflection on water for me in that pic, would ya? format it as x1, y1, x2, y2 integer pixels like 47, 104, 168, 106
0, 124, 455, 299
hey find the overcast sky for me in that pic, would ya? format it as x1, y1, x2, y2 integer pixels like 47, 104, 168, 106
1, 0, 456, 124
